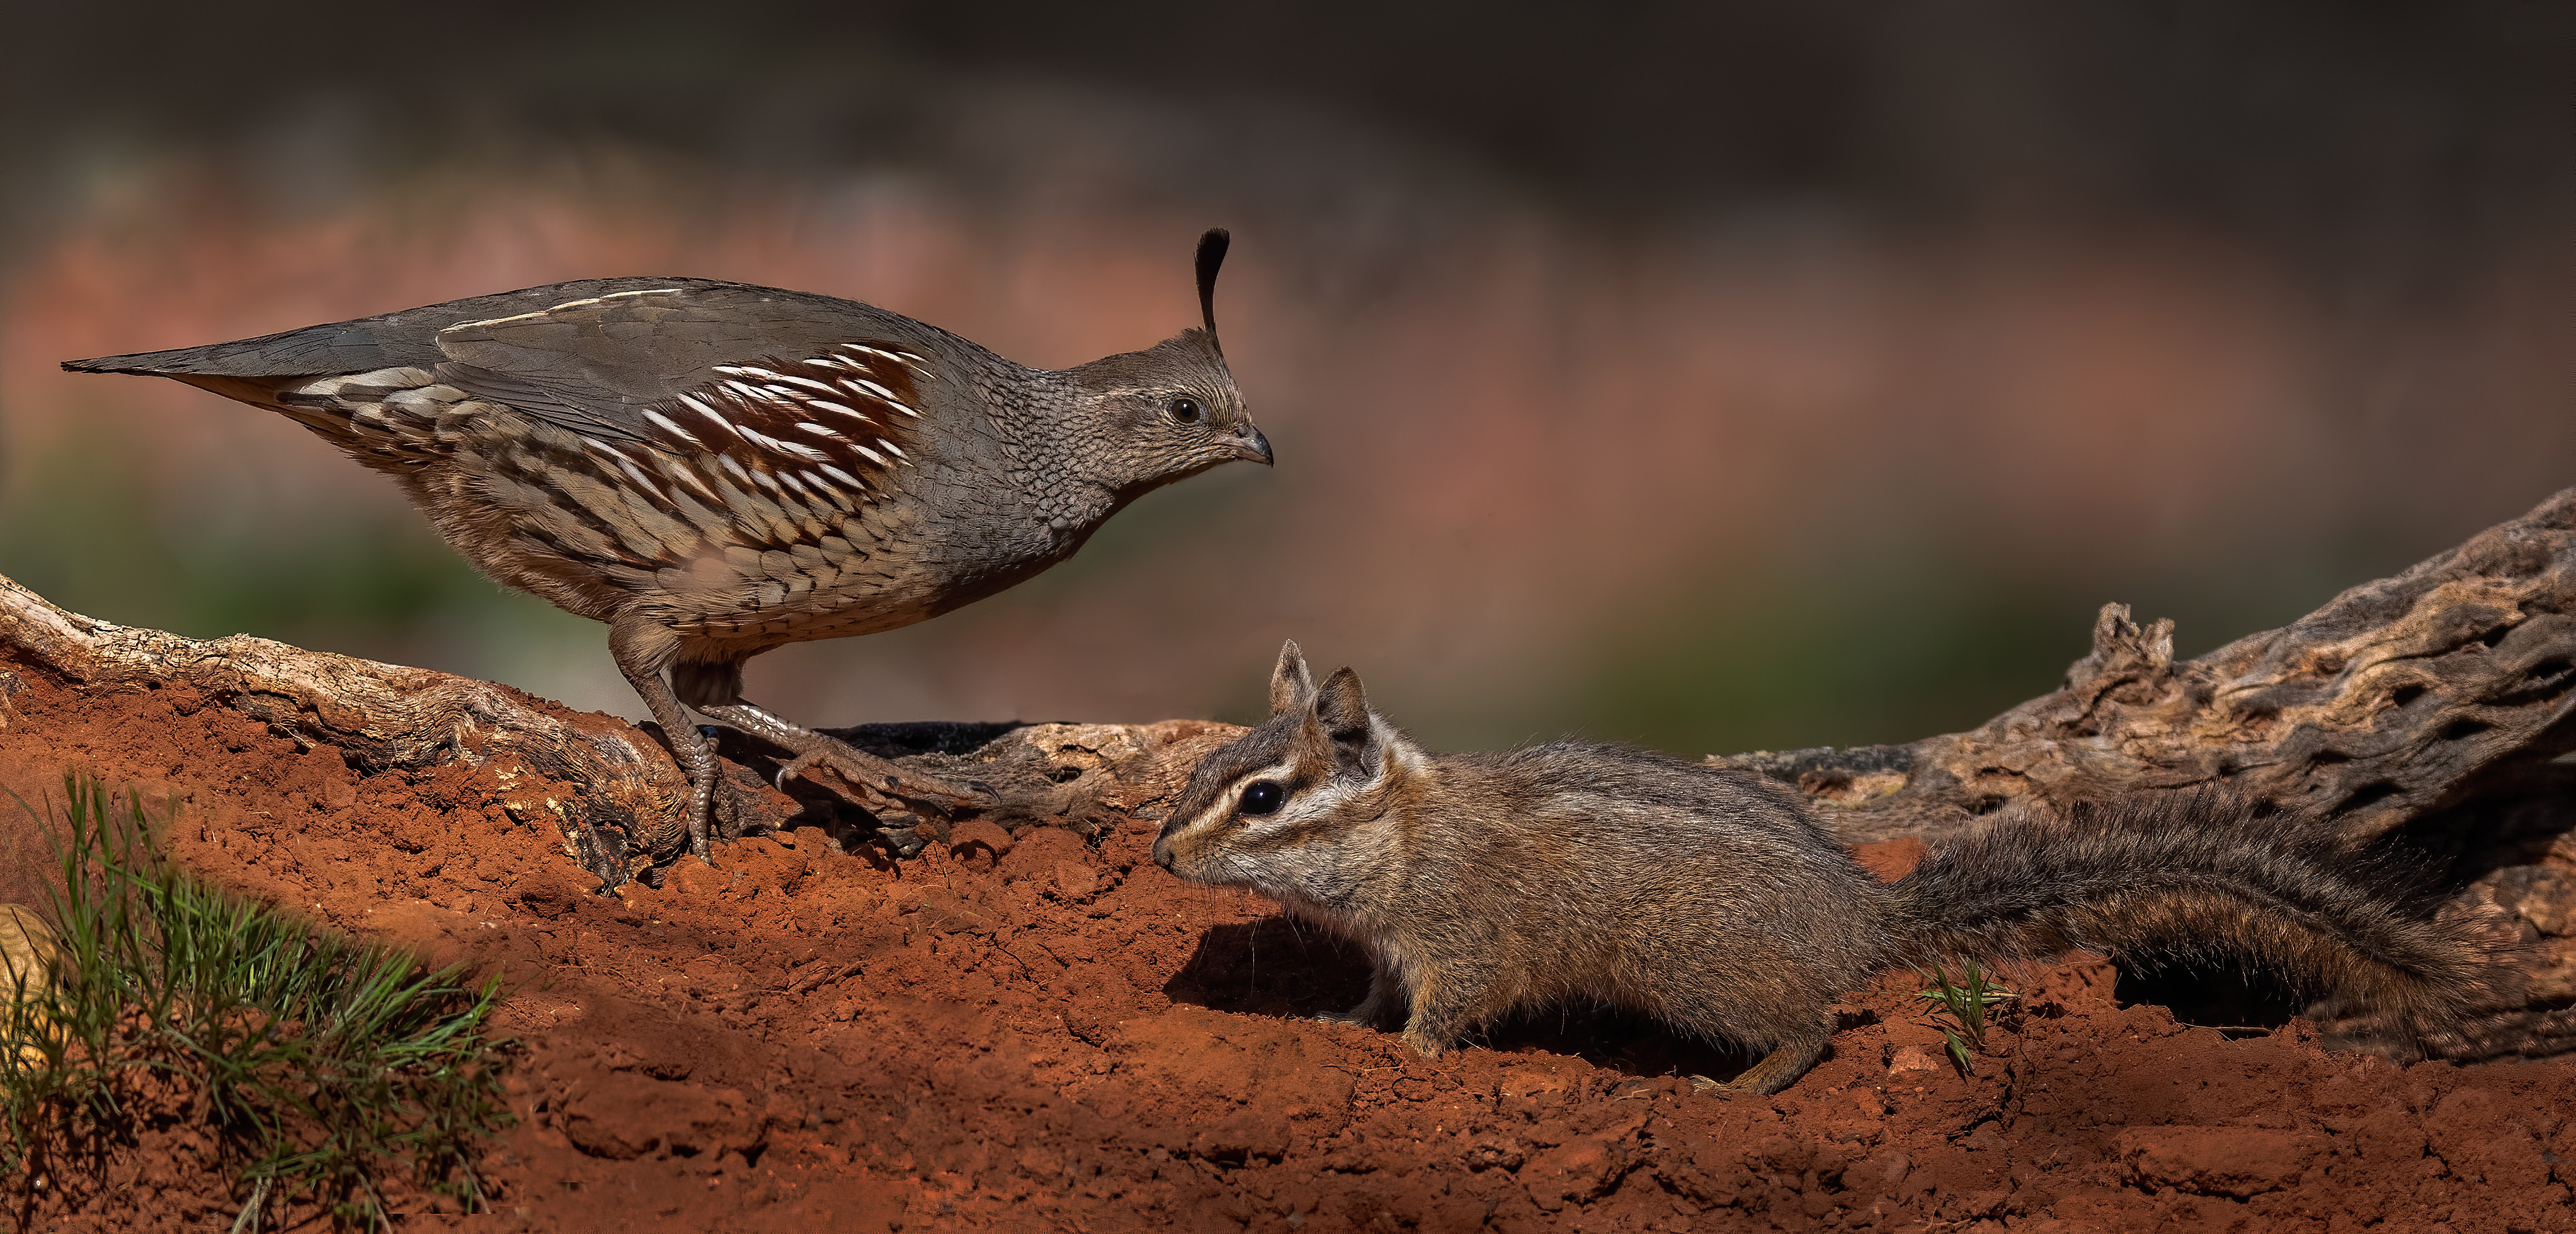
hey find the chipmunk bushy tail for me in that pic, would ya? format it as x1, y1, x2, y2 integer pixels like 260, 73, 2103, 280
1888, 791, 2484, 1032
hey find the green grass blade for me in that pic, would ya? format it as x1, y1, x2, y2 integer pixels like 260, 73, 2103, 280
1, 773, 515, 1224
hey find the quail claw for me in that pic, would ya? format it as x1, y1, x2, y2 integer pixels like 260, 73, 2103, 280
774, 745, 852, 791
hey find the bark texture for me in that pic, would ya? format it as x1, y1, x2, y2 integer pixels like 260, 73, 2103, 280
1735, 486, 2576, 845
3, 488, 2572, 1060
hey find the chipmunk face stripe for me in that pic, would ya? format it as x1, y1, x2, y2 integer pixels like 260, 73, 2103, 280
1161, 757, 1299, 845
1235, 764, 1362, 844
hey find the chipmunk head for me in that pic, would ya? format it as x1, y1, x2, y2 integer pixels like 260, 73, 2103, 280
1153, 640, 1418, 900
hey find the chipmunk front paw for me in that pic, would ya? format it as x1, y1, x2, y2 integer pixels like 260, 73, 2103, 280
1399, 1027, 1456, 1059
1318, 976, 1399, 1029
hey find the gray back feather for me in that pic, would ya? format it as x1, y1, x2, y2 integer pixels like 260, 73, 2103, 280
60, 277, 1000, 445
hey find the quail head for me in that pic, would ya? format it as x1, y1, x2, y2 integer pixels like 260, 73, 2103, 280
66, 229, 1271, 865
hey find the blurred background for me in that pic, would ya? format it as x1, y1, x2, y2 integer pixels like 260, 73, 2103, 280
0, 1, 2565, 757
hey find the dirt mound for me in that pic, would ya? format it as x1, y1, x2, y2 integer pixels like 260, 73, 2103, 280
2, 658, 2570, 1231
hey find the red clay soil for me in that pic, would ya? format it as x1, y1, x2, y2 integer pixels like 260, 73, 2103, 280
3, 661, 2572, 1233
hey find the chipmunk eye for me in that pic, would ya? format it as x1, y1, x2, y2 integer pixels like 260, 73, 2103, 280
1238, 780, 1284, 816
1168, 396, 1204, 425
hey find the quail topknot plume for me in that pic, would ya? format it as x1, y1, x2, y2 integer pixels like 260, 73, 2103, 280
66, 229, 1270, 865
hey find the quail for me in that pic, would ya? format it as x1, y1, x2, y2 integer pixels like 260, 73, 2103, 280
66, 229, 1270, 864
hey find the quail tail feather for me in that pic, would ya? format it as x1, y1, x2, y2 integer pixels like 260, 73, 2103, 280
1889, 792, 2488, 1031
62, 323, 401, 379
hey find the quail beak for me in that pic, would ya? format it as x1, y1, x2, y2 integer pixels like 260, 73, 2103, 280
1229, 425, 1274, 466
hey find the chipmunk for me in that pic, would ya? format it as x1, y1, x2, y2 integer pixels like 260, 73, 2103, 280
1150, 641, 2486, 1094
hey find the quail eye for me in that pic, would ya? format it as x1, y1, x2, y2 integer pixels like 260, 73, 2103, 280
1238, 780, 1284, 816
1168, 396, 1204, 425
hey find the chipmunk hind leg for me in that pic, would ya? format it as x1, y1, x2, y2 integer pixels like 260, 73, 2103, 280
1397, 962, 1512, 1058
1693, 1016, 1833, 1096
1318, 954, 1404, 1029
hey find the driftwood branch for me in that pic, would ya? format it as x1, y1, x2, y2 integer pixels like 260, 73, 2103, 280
0, 571, 1237, 888
0, 573, 685, 883
1735, 486, 2576, 844
2, 489, 2572, 1059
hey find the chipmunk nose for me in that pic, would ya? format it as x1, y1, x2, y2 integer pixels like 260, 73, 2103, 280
1151, 835, 1175, 869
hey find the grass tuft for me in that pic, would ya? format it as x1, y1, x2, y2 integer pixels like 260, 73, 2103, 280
1913, 959, 2015, 1076
1, 774, 513, 1230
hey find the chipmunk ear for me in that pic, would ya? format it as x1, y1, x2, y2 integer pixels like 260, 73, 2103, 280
1312, 667, 1381, 774
1270, 639, 1316, 717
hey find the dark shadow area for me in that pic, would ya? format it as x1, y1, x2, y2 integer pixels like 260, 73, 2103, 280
1164, 917, 1762, 1083
825, 721, 1034, 759
2111, 961, 2305, 1037
2384, 740, 2576, 886
1162, 918, 1373, 1022
1470, 1005, 1764, 1087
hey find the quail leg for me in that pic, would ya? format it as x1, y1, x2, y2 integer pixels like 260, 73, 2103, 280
610, 619, 717, 863
697, 701, 993, 816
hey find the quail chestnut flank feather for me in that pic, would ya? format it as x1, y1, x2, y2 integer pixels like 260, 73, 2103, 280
66, 229, 1270, 864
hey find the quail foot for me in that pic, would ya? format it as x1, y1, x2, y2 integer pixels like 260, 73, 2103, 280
68, 230, 1270, 866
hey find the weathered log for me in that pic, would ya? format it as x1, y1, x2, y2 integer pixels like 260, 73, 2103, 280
1, 488, 2572, 1058
1733, 487, 2576, 844
0, 573, 688, 884
0, 571, 1236, 887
